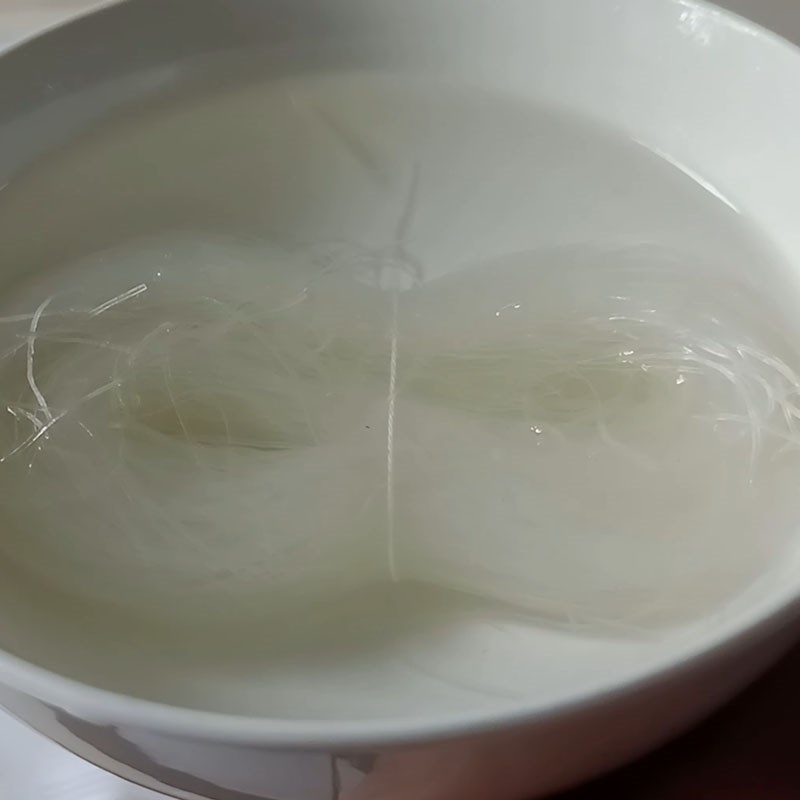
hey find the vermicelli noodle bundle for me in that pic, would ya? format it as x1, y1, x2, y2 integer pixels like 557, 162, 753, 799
1, 235, 800, 630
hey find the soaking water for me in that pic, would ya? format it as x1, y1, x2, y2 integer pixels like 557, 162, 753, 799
1, 69, 799, 716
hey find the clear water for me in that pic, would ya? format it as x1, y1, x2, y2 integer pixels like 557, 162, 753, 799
1, 69, 800, 716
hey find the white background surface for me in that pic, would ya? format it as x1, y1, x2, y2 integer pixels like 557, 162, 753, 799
0, 711, 164, 800
0, 1, 799, 799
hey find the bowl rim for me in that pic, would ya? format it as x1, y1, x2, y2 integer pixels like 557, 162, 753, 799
1, 584, 799, 748
1, 0, 800, 749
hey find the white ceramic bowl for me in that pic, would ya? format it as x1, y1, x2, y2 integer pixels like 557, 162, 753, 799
2, 2, 800, 798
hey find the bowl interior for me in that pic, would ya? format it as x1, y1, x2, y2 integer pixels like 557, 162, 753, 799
0, 0, 800, 733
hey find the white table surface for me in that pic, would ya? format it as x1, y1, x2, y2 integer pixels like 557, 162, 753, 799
0, 711, 164, 800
